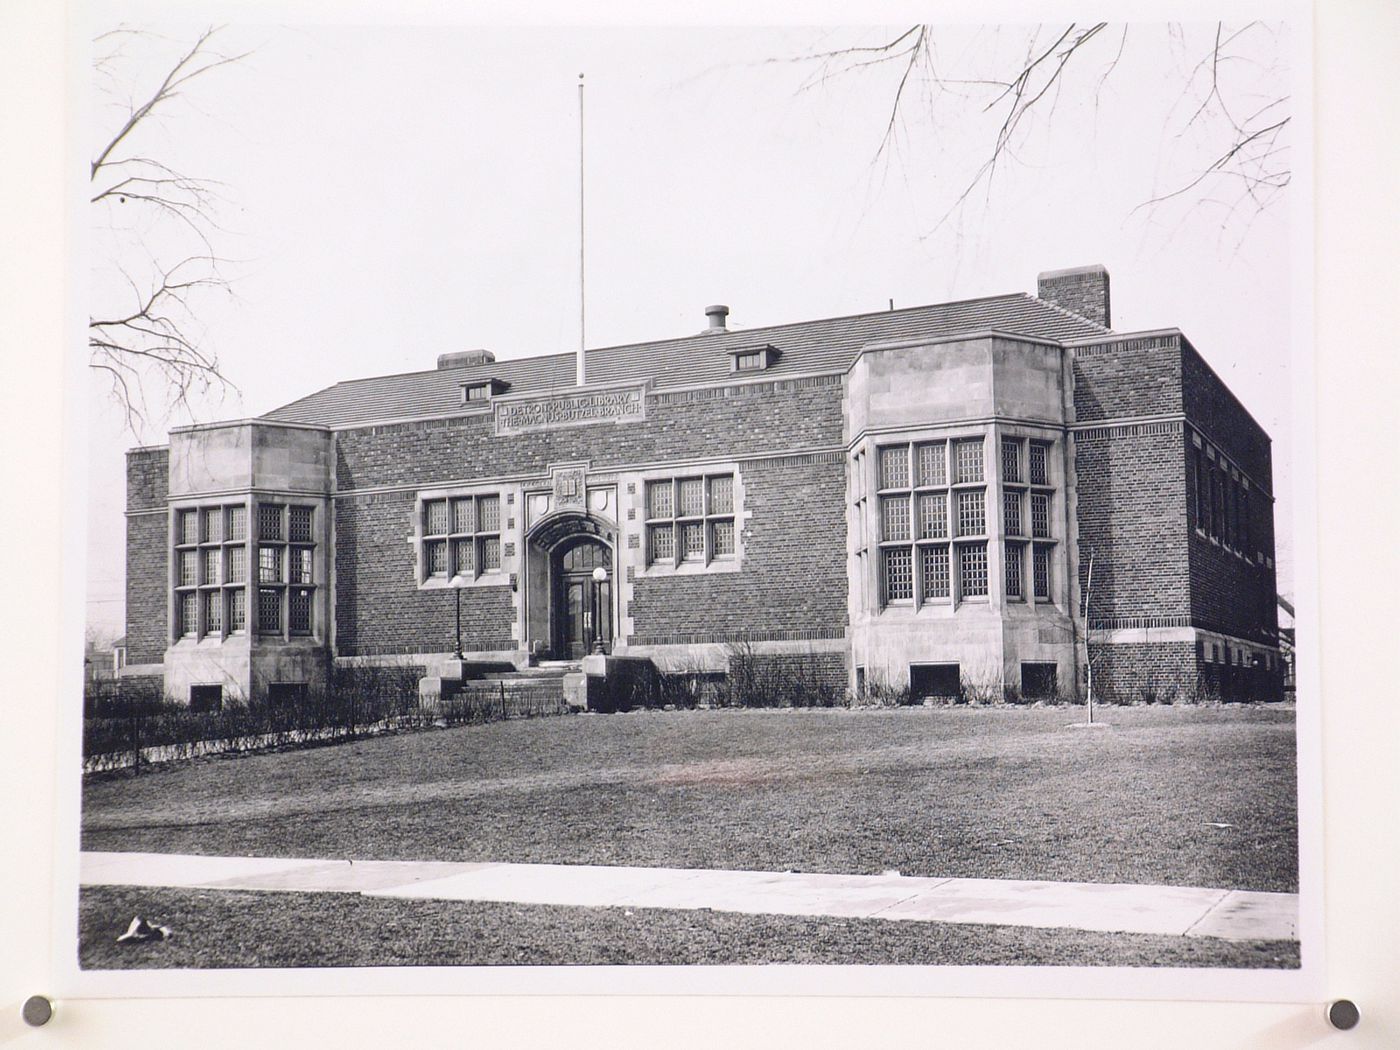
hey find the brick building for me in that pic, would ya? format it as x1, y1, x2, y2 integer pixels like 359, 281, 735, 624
122, 265, 1283, 706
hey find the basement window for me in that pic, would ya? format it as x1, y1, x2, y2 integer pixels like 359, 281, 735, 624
910, 663, 961, 702
189, 684, 223, 712
267, 682, 308, 708
1021, 663, 1058, 699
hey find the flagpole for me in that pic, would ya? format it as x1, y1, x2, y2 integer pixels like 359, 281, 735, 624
577, 72, 586, 387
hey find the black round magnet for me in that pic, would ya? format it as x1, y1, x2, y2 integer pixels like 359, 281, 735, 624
1327, 999, 1360, 1031
22, 995, 53, 1027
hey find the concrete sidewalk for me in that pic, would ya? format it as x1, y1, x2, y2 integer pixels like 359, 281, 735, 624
80, 851, 1297, 942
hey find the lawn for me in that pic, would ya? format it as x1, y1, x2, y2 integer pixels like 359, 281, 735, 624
79, 885, 1300, 970
82, 705, 1298, 893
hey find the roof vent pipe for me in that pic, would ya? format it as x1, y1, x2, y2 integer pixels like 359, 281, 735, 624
704, 304, 729, 334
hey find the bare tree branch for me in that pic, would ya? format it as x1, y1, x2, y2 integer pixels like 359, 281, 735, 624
90, 25, 247, 428
780, 22, 1290, 247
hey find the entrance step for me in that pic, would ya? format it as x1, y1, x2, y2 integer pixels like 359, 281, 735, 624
480, 663, 580, 681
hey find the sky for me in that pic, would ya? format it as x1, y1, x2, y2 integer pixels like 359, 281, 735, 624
82, 14, 1300, 638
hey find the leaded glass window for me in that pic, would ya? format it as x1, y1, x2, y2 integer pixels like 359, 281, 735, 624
1031, 492, 1051, 539
649, 523, 675, 563
425, 539, 447, 577
870, 437, 980, 607
422, 492, 501, 581
229, 589, 246, 632
258, 588, 281, 633
1033, 544, 1052, 599
921, 544, 950, 601
680, 521, 704, 559
956, 489, 985, 537
289, 587, 313, 635
290, 547, 313, 584
678, 478, 704, 517
711, 518, 735, 556
289, 506, 314, 544
916, 442, 946, 487
1002, 438, 1021, 483
645, 474, 737, 567
882, 546, 913, 602
477, 495, 501, 533
959, 543, 989, 598
881, 495, 911, 542
918, 492, 947, 540
179, 591, 197, 637
954, 439, 984, 484
1002, 436, 1056, 606
1004, 490, 1023, 536
1005, 542, 1024, 599
425, 499, 449, 537
179, 550, 198, 587
647, 480, 673, 519
1029, 442, 1049, 485
259, 503, 284, 541
176, 501, 250, 642
201, 549, 220, 586
480, 535, 501, 571
452, 538, 474, 577
879, 445, 909, 490
708, 475, 734, 514
227, 546, 246, 583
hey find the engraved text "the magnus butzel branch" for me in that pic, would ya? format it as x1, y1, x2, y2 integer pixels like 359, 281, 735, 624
494, 387, 646, 435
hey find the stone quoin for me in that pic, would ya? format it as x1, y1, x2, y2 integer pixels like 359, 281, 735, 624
123, 265, 1283, 707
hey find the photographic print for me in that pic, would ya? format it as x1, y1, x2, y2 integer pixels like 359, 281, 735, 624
69, 3, 1315, 997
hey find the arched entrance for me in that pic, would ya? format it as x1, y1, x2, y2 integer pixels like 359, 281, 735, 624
552, 537, 613, 658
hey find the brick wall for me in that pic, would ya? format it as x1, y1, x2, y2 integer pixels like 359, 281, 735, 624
1073, 424, 1190, 624
1181, 342, 1272, 487
1072, 337, 1183, 422
330, 378, 846, 657
630, 457, 847, 641
125, 448, 169, 665
1087, 641, 1196, 703
1181, 343, 1279, 645
1187, 498, 1279, 643
750, 651, 848, 696
1196, 658, 1285, 702
334, 376, 844, 492
333, 491, 515, 655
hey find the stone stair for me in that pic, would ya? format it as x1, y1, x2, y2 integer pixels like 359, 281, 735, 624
429, 660, 586, 712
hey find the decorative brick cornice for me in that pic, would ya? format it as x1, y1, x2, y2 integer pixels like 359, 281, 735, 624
1073, 419, 1184, 441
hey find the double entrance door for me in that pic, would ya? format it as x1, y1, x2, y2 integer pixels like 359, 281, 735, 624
553, 538, 613, 659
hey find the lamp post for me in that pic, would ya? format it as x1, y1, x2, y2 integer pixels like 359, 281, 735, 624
449, 573, 469, 659
591, 565, 608, 654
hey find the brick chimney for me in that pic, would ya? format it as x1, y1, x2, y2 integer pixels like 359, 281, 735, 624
1037, 265, 1111, 328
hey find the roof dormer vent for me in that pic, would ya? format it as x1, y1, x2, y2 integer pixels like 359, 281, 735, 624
460, 378, 510, 404
438, 349, 497, 370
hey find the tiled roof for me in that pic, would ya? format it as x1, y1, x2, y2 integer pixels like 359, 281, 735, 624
261, 292, 1107, 429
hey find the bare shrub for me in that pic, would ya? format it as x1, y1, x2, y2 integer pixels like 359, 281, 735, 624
852, 669, 913, 708
717, 642, 846, 708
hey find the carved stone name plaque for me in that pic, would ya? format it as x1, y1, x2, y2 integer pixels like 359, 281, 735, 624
494, 384, 646, 436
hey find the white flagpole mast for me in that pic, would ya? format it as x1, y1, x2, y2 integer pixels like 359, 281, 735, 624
577, 72, 586, 387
